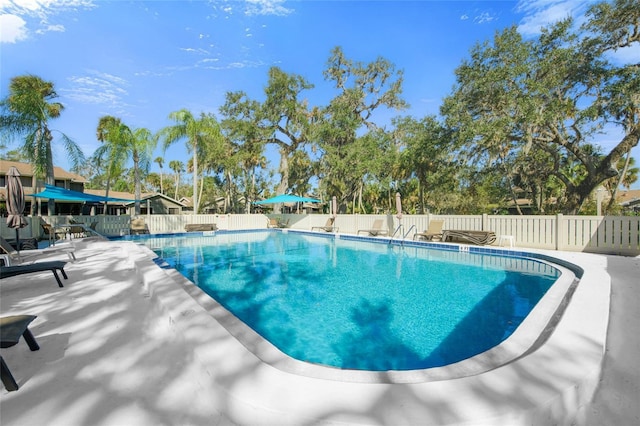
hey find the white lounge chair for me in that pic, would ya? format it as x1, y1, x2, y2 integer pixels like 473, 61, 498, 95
312, 218, 338, 233
357, 219, 388, 237
414, 220, 445, 241
0, 236, 76, 266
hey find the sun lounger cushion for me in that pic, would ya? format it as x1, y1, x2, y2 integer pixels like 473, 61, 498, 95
0, 261, 68, 287
185, 224, 218, 232
441, 230, 496, 245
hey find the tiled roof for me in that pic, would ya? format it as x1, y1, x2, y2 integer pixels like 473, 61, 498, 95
617, 189, 640, 202
0, 160, 87, 183
84, 189, 152, 199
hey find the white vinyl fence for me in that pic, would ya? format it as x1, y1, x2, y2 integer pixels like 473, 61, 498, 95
2, 213, 638, 256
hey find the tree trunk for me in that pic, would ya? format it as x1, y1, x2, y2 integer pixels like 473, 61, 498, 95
192, 144, 198, 215
606, 149, 632, 213
174, 173, 180, 201
198, 174, 205, 213
419, 178, 425, 215
134, 154, 141, 216
274, 148, 289, 214
45, 130, 56, 215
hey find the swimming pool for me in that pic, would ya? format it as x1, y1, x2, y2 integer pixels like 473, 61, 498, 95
137, 230, 573, 378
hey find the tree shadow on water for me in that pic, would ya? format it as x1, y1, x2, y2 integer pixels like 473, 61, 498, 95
425, 270, 553, 367
334, 299, 423, 371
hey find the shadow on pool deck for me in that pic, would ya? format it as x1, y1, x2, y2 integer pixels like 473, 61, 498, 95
574, 254, 640, 425
0, 239, 638, 425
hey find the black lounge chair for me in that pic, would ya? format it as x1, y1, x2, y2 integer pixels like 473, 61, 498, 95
0, 261, 69, 287
1, 315, 40, 391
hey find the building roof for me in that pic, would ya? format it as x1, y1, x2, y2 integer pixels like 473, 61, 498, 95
84, 189, 154, 200
85, 189, 185, 207
617, 189, 640, 207
0, 160, 87, 183
617, 189, 640, 201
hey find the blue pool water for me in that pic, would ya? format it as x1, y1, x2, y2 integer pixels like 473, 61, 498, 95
144, 231, 560, 371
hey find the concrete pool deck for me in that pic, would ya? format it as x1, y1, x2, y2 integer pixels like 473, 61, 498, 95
0, 238, 638, 425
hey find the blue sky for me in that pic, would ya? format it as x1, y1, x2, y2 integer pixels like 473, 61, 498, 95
1, 0, 638, 189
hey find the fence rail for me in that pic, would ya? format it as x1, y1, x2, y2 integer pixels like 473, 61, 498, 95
2, 213, 638, 256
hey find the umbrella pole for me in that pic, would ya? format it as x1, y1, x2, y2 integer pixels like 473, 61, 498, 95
15, 228, 20, 254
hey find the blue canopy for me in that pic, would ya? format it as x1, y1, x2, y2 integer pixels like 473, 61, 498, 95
253, 194, 321, 204
31, 184, 133, 203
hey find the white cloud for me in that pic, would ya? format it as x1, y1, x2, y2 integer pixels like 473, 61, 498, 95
207, 0, 292, 18
62, 71, 129, 108
0, 13, 27, 43
200, 58, 266, 70
36, 23, 65, 34
474, 12, 497, 24
244, 0, 292, 17
460, 14, 469, 21
181, 47, 210, 55
516, 0, 590, 37
0, 0, 95, 43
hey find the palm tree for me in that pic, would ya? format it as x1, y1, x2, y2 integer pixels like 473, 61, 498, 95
159, 109, 223, 214
169, 160, 184, 200
95, 115, 128, 202
0, 74, 84, 214
95, 116, 156, 215
129, 128, 156, 215
154, 156, 164, 194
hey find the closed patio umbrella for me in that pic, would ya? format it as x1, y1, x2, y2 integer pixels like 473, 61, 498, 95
5, 166, 28, 253
332, 196, 337, 219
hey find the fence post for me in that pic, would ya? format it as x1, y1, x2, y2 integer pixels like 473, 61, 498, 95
556, 213, 564, 251
482, 214, 488, 231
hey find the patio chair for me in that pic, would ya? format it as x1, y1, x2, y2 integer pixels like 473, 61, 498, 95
67, 219, 87, 238
0, 236, 76, 266
312, 217, 339, 233
1, 260, 69, 287
357, 219, 388, 237
1, 315, 40, 391
268, 218, 289, 228
414, 220, 445, 241
130, 218, 150, 235
40, 220, 68, 244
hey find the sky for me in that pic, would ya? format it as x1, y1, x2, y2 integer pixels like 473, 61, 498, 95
1, 0, 638, 190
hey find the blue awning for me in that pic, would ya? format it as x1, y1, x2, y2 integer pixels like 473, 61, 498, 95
253, 194, 321, 204
31, 185, 132, 203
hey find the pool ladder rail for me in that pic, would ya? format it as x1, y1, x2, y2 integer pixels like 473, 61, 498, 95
389, 224, 417, 245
